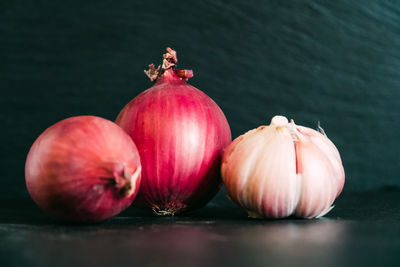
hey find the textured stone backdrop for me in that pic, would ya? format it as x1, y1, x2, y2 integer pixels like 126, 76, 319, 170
1, 0, 400, 199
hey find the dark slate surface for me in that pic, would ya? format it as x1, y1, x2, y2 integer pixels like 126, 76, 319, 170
1, 189, 400, 267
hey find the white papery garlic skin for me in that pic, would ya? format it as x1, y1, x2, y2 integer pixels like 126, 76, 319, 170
221, 116, 345, 219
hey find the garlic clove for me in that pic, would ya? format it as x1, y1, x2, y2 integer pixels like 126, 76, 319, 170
222, 127, 271, 212
294, 128, 343, 218
222, 116, 299, 218
296, 126, 345, 197
254, 124, 299, 218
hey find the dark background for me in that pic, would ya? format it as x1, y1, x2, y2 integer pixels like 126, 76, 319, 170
2, 0, 400, 198
1, 1, 400, 266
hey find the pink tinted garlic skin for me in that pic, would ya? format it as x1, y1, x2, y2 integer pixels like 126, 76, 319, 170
221, 116, 345, 219
25, 116, 142, 222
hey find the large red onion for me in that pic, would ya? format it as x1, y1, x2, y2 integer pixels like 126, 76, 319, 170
116, 48, 231, 215
25, 116, 142, 222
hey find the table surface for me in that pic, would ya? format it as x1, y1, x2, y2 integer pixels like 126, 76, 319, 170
0, 188, 399, 267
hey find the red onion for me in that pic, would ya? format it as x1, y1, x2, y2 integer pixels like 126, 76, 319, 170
116, 48, 231, 215
25, 116, 142, 222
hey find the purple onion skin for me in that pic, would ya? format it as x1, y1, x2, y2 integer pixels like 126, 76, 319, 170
25, 116, 142, 222
116, 69, 231, 215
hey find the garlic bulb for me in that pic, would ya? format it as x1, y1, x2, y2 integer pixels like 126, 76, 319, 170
221, 116, 345, 219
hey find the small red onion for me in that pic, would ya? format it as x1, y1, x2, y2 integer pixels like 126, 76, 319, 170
116, 48, 231, 215
25, 116, 142, 222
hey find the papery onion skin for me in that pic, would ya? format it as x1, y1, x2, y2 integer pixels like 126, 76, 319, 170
221, 116, 345, 219
116, 48, 231, 215
25, 116, 142, 222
